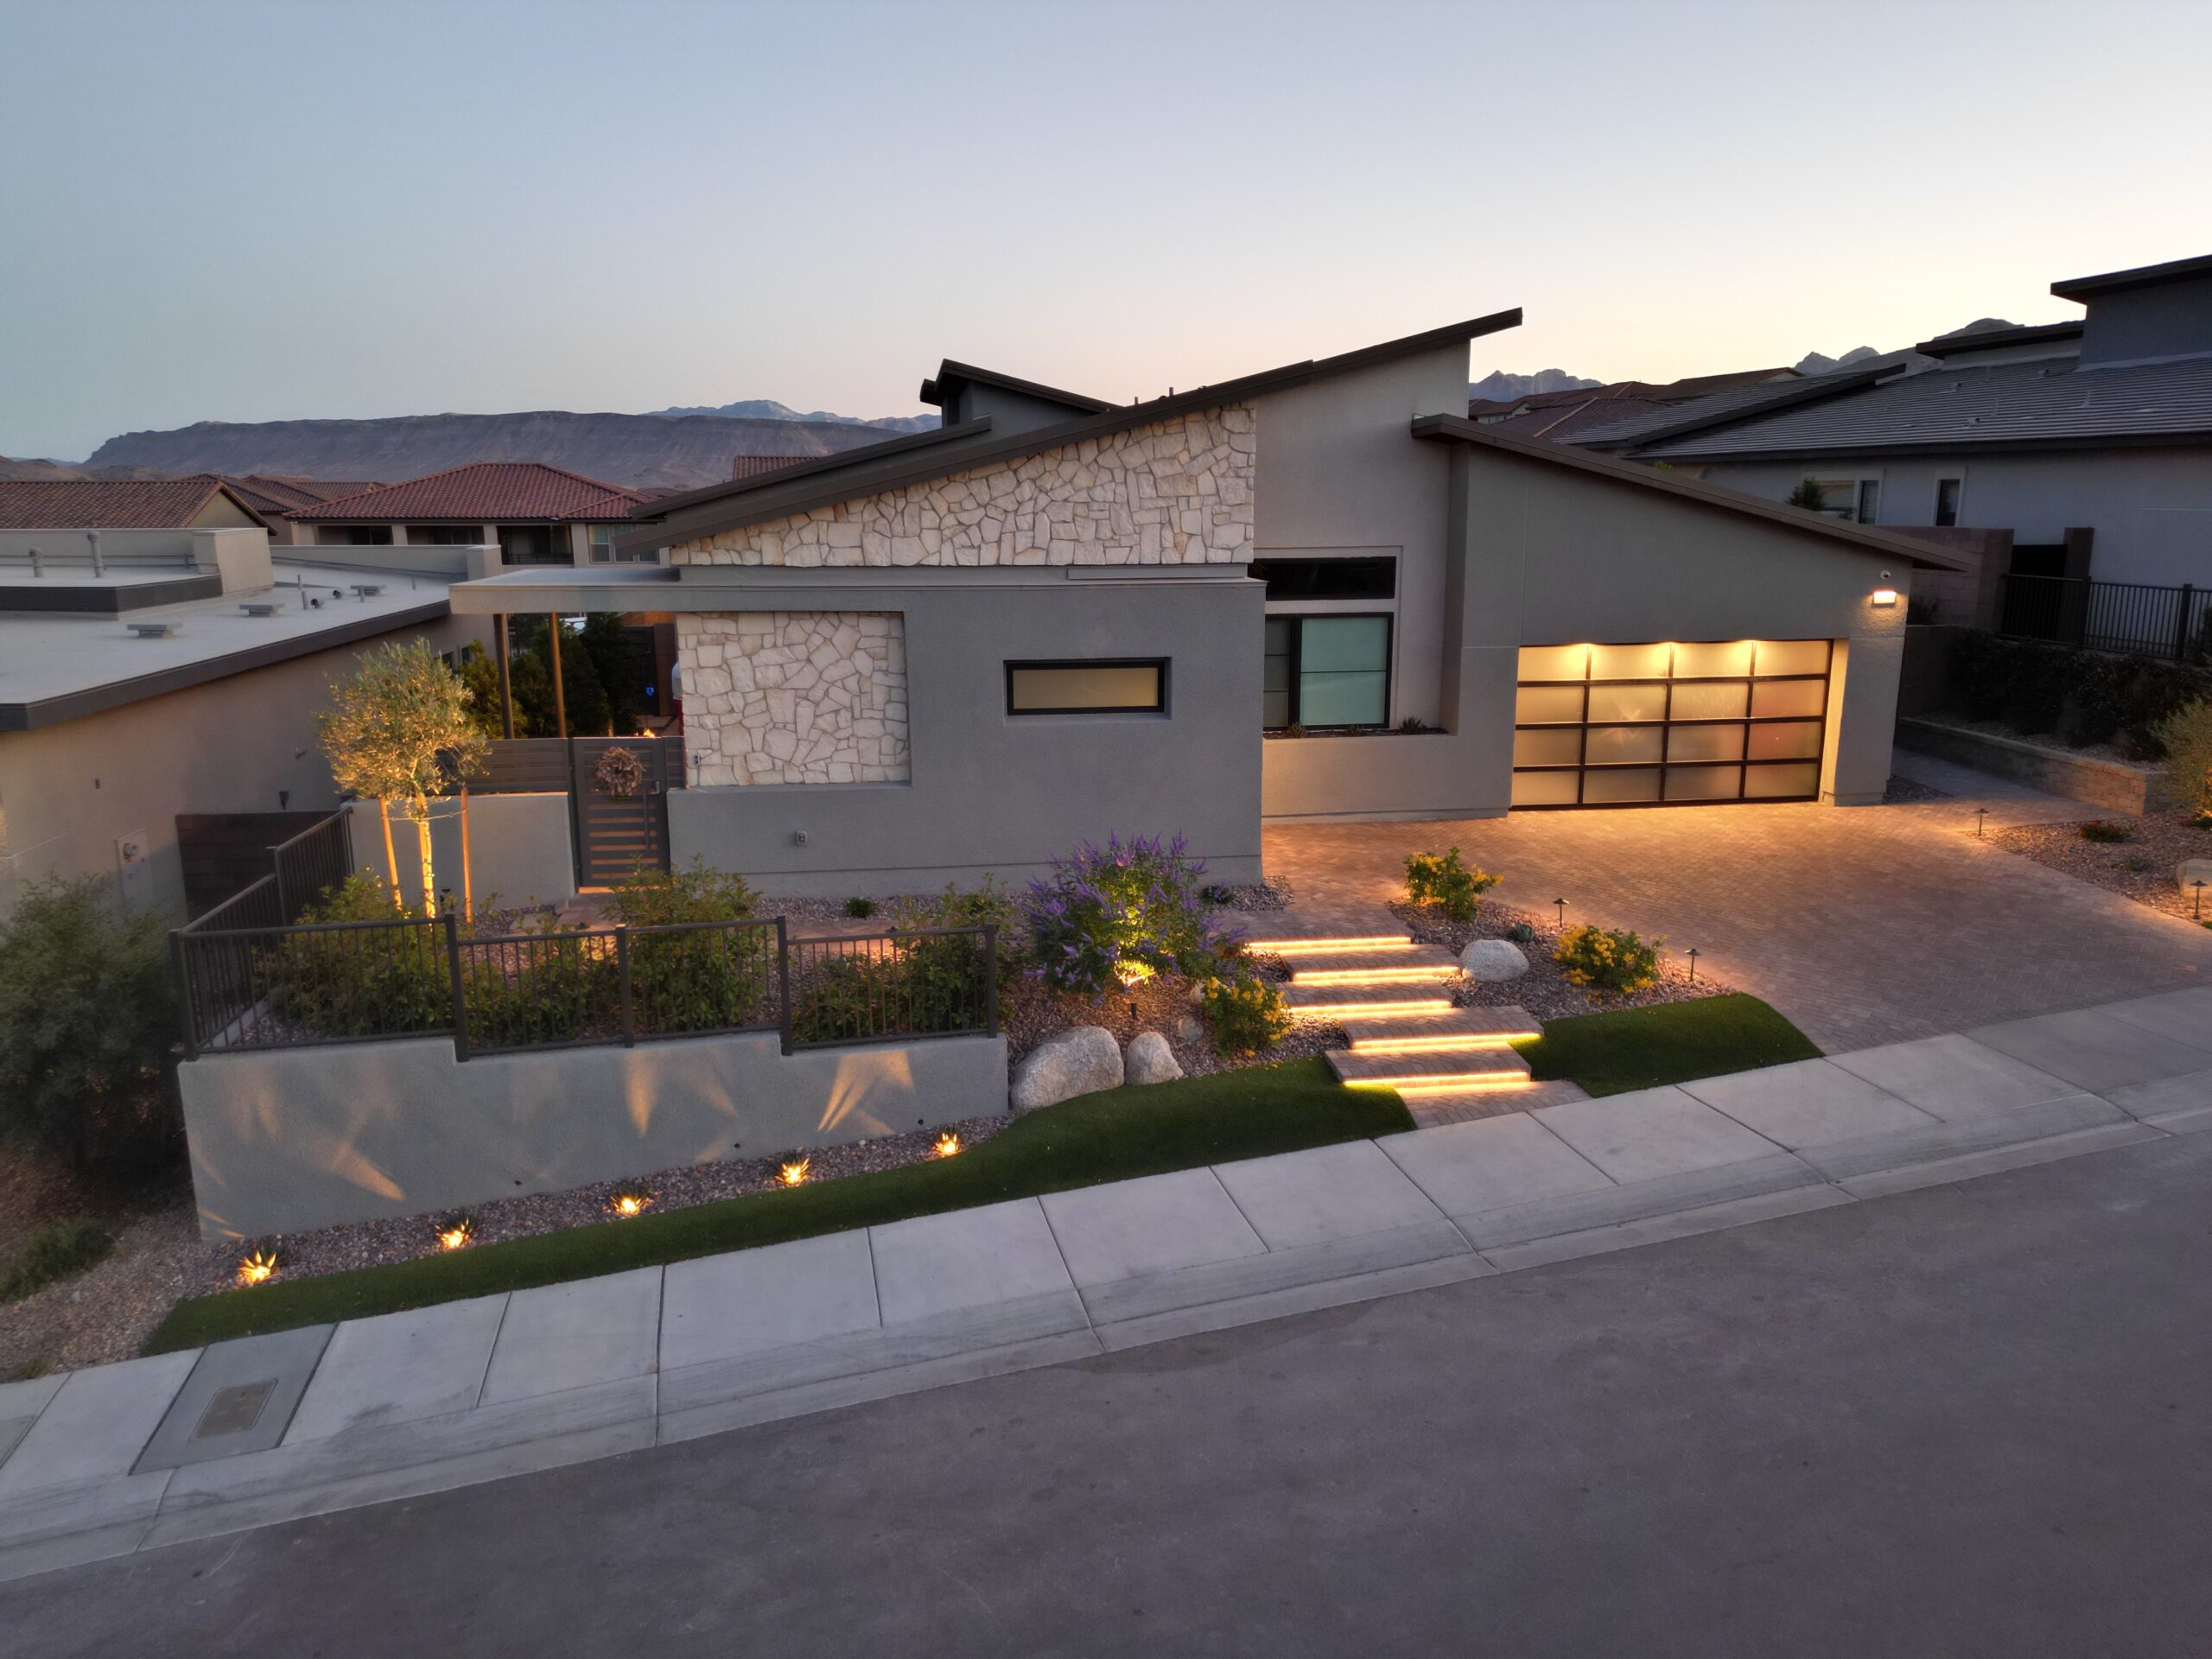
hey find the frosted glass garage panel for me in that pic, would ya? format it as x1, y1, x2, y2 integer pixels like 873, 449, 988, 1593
1586, 725, 1664, 765
1669, 681, 1749, 721
1587, 683, 1668, 722
1590, 642, 1672, 680
1751, 677, 1827, 718
1668, 723, 1745, 763
1518, 645, 1590, 682
1673, 640, 1754, 678
1666, 766, 1743, 801
1514, 728, 1584, 766
1582, 767, 1662, 804
1754, 639, 1830, 677
1748, 721, 1824, 760
1511, 769, 1581, 806
1516, 684, 1586, 724
1745, 762, 1821, 798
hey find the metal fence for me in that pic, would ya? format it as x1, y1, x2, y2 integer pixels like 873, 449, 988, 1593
270, 810, 354, 925
2000, 575, 2209, 663
172, 913, 996, 1060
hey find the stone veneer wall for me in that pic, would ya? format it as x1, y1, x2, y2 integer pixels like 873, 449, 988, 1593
679, 612, 907, 785
672, 404, 1255, 567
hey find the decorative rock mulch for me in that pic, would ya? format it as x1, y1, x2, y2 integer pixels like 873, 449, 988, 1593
1989, 809, 2212, 928
1389, 899, 1732, 1022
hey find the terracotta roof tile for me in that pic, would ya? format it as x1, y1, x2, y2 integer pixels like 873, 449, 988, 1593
0, 476, 254, 530
288, 462, 646, 524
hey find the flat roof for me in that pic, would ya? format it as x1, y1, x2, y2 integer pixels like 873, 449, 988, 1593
0, 560, 451, 731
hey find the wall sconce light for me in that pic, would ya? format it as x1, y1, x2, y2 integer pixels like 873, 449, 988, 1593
1871, 570, 1898, 607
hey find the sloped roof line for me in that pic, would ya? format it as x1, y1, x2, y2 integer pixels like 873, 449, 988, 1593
289, 461, 645, 523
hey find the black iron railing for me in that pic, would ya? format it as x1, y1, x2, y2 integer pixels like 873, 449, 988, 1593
270, 810, 354, 925
173, 914, 995, 1059
1999, 575, 2209, 663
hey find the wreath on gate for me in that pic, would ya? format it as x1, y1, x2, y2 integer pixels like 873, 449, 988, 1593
594, 745, 647, 800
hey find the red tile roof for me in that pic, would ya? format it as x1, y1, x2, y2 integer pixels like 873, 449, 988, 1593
0, 476, 261, 530
288, 462, 647, 524
220, 475, 384, 514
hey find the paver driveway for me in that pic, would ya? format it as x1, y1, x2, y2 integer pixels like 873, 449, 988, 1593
1262, 758, 2212, 1052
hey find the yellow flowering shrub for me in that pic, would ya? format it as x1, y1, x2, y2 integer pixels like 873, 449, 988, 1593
1553, 924, 1661, 995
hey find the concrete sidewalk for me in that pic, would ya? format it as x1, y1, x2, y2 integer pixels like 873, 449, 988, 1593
3, 988, 2209, 1586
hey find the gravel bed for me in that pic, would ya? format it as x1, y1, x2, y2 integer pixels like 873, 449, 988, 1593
1390, 898, 1732, 1022
1989, 809, 2212, 927
1884, 773, 1948, 804
0, 1187, 199, 1379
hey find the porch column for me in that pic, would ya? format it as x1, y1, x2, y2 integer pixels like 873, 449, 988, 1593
493, 613, 515, 740
547, 613, 568, 739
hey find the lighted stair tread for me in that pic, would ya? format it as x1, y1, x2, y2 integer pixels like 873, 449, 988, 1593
1327, 1047, 1533, 1084
1285, 982, 1457, 1012
1246, 931, 1412, 951
1348, 1007, 1544, 1045
1283, 945, 1459, 981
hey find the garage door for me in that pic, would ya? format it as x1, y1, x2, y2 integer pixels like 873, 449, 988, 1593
1511, 640, 1831, 808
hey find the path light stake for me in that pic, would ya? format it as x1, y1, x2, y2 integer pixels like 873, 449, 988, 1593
1553, 897, 1567, 931
1975, 808, 1988, 838
1687, 947, 1700, 984
2195, 879, 2206, 920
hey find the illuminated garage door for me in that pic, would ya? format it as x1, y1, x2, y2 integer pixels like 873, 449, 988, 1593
1511, 640, 1831, 808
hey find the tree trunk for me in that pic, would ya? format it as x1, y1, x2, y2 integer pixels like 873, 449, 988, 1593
378, 798, 400, 902
414, 798, 437, 913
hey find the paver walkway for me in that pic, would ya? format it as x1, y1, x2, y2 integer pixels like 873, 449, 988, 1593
3, 986, 2208, 1586
1262, 756, 2212, 1052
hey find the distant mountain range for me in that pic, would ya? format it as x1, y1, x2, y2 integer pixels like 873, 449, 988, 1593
647, 398, 938, 434
1468, 369, 1605, 403
75, 410, 901, 493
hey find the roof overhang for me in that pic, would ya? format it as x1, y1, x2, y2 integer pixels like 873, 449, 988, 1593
619, 309, 1522, 556
1574, 364, 1894, 453
918, 359, 1116, 415
2052, 251, 2212, 301
1411, 415, 1974, 572
624, 418, 995, 526
1913, 320, 2084, 358
1631, 428, 2212, 466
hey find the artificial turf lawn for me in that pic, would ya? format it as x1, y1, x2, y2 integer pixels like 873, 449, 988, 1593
143, 1058, 1412, 1355
1514, 993, 1821, 1097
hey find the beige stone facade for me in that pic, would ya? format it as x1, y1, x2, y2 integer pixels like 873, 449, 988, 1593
672, 404, 1256, 568
678, 612, 907, 785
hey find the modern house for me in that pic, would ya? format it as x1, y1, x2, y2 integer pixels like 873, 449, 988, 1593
0, 514, 493, 921
1572, 251, 2212, 594
445, 306, 1962, 895
1466, 365, 1802, 445
217, 475, 385, 543
288, 462, 650, 567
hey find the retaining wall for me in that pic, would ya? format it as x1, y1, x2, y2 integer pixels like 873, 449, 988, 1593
1894, 715, 2158, 813
181, 1030, 1008, 1241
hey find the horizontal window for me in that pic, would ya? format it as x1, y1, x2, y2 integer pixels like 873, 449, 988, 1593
1250, 556, 1396, 601
1006, 659, 1166, 715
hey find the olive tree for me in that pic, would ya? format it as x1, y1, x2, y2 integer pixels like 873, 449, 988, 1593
318, 639, 488, 907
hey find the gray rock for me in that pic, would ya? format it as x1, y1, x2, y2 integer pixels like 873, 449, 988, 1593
1124, 1030, 1184, 1086
1459, 938, 1530, 982
1175, 1014, 1207, 1044
2179, 857, 2212, 898
1009, 1026, 1124, 1113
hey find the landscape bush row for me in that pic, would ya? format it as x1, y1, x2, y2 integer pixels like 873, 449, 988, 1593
1946, 632, 2212, 759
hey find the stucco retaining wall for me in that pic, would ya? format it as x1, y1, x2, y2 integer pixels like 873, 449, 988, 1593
344, 791, 576, 911
181, 1029, 1009, 1241
1894, 716, 2156, 812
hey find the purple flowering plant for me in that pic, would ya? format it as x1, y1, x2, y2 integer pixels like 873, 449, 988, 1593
1022, 832, 1239, 995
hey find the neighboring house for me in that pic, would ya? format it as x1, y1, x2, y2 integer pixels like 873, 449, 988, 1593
0, 518, 491, 921
0, 475, 269, 537
288, 462, 650, 567
728, 454, 817, 482
1573, 251, 2212, 592
218, 475, 385, 543
447, 308, 1962, 894
1466, 366, 1802, 444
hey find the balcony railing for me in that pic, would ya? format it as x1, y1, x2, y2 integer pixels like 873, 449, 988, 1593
1999, 574, 2210, 663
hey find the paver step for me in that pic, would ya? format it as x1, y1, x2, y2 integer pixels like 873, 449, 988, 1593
1245, 931, 1413, 953
1346, 1006, 1544, 1050
1327, 1046, 1533, 1088
1285, 945, 1459, 983
1285, 981, 1458, 1015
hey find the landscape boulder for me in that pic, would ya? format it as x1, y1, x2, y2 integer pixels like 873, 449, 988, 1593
1175, 1014, 1207, 1044
1459, 938, 1530, 982
1010, 1026, 1124, 1113
1124, 1030, 1184, 1086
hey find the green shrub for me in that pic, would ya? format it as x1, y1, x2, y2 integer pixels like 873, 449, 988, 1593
1554, 924, 1662, 995
463, 918, 606, 1048
0, 1217, 116, 1301
607, 860, 772, 1033
2152, 699, 2212, 824
0, 878, 179, 1170
1947, 633, 2212, 756
1403, 847, 1501, 923
264, 874, 451, 1040
603, 859, 758, 927
892, 875, 1026, 989
1023, 835, 1229, 995
1200, 969, 1292, 1057
789, 936, 988, 1044
842, 896, 876, 918
2077, 820, 2133, 843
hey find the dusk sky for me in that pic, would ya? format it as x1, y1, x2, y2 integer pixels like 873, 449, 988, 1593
3, 0, 2208, 461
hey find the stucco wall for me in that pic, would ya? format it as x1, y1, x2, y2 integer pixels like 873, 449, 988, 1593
665, 566, 1263, 893
679, 611, 909, 785
345, 791, 575, 912
1694, 448, 2212, 588
181, 1030, 1009, 1240
671, 404, 1255, 568
0, 612, 486, 921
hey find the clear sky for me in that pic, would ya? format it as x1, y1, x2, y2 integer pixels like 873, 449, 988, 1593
3, 0, 2208, 461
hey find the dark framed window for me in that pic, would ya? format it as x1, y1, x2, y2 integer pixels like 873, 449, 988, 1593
335, 525, 393, 546
1510, 639, 1831, 809
1249, 556, 1396, 601
406, 524, 479, 546
1264, 613, 1392, 729
1006, 658, 1167, 715
1934, 478, 1961, 528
